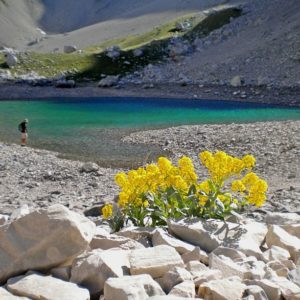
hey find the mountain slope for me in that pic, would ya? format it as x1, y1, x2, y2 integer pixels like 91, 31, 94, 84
0, 0, 236, 51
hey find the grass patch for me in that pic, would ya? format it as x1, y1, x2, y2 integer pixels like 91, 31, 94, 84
0, 5, 242, 81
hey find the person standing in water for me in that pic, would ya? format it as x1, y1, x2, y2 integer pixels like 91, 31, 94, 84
18, 119, 29, 146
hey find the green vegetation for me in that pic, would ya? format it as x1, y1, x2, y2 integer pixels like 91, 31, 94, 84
0, 6, 242, 81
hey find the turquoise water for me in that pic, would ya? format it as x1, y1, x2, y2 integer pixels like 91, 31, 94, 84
0, 97, 299, 167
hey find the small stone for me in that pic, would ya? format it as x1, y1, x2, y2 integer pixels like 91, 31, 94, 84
169, 280, 195, 298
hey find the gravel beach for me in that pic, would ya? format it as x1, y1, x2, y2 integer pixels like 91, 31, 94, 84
0, 119, 299, 219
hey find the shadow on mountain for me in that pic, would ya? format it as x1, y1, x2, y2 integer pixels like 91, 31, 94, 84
73, 7, 242, 81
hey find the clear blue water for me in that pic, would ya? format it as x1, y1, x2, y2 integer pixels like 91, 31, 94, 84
0, 97, 299, 167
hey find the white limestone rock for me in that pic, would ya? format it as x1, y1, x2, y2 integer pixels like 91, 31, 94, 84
148, 297, 193, 300
10, 205, 30, 220
266, 261, 289, 277
269, 276, 300, 300
160, 267, 193, 293
230, 75, 243, 87
0, 204, 95, 284
0, 287, 30, 299
266, 225, 300, 262
265, 212, 300, 225
90, 227, 144, 250
129, 245, 184, 278
288, 267, 300, 287
209, 253, 248, 280
169, 280, 195, 298
212, 246, 247, 262
185, 260, 208, 276
168, 219, 267, 259
199, 276, 246, 299
194, 269, 223, 287
104, 274, 165, 300
152, 228, 195, 254
181, 246, 209, 265
7, 273, 89, 300
244, 279, 281, 300
71, 248, 129, 296
243, 285, 268, 300
263, 245, 291, 262
281, 224, 300, 239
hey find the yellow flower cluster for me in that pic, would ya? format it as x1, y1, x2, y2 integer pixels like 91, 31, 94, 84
115, 156, 197, 208
102, 204, 113, 219
241, 172, 268, 207
199, 151, 256, 184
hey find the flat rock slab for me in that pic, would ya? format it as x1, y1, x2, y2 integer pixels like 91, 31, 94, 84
168, 218, 267, 258
0, 204, 95, 284
129, 245, 184, 278
7, 273, 90, 300
0, 287, 30, 299
104, 274, 165, 300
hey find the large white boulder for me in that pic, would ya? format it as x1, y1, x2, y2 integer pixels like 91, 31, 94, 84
104, 274, 165, 300
7, 273, 89, 300
168, 219, 267, 259
71, 248, 130, 297
129, 245, 184, 278
0, 204, 95, 283
0, 287, 30, 299
266, 225, 300, 262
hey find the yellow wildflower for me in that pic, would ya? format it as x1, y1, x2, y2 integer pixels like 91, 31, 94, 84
102, 204, 113, 219
231, 180, 246, 192
242, 155, 256, 169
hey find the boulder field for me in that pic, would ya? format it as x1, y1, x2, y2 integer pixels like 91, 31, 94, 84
0, 204, 299, 299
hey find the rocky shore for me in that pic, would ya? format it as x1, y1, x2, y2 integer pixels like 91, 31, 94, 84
0, 120, 299, 218
1, 83, 300, 107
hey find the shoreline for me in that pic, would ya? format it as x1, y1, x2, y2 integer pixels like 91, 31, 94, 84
0, 120, 299, 217
0, 82, 300, 107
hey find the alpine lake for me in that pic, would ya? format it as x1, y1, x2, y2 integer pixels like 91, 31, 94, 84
0, 97, 299, 168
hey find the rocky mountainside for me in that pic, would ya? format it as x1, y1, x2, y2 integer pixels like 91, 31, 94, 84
0, 0, 230, 51
125, 0, 300, 87
0, 0, 299, 87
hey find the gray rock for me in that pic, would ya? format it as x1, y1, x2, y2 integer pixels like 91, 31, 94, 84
55, 79, 76, 88
98, 76, 119, 88
230, 75, 243, 87
63, 45, 77, 54
288, 266, 300, 287
105, 45, 121, 59
80, 162, 99, 173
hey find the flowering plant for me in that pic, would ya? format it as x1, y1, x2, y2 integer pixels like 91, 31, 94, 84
102, 151, 268, 231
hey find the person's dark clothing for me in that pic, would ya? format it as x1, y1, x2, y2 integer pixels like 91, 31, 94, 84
19, 122, 27, 133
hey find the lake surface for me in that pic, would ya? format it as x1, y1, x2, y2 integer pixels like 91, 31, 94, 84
0, 97, 299, 167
